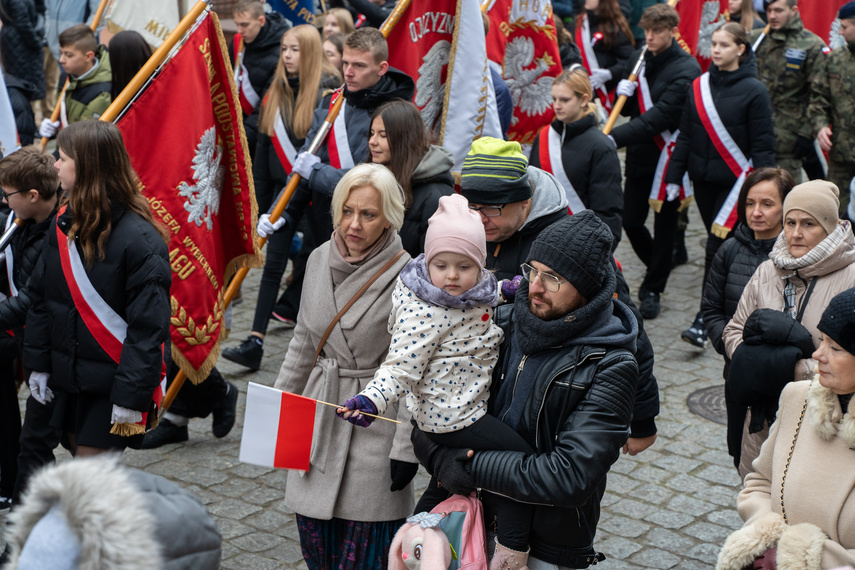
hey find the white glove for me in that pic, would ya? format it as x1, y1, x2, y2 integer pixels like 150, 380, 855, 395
590, 69, 612, 91
292, 152, 321, 179
257, 213, 286, 238
111, 404, 143, 425
616, 79, 637, 98
39, 118, 60, 139
665, 183, 681, 202
606, 134, 617, 148
28, 371, 53, 405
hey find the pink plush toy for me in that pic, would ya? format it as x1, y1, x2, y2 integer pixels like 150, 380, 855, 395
389, 513, 452, 570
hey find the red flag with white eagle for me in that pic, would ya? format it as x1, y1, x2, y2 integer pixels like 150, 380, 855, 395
798, 1, 848, 48
674, 0, 727, 72
484, 0, 561, 146
116, 11, 263, 383
385, 0, 503, 169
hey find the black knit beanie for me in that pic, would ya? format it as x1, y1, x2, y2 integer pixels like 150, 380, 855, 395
459, 137, 531, 205
526, 211, 613, 300
818, 287, 855, 356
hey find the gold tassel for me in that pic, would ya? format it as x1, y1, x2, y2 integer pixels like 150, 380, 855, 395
648, 198, 663, 213
711, 222, 732, 240
677, 195, 695, 212
110, 421, 146, 437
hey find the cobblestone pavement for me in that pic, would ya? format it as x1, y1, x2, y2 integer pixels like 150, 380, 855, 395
4, 205, 744, 569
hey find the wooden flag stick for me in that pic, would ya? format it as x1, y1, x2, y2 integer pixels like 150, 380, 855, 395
315, 399, 401, 424
602, 0, 678, 135
160, 0, 413, 420
39, 0, 111, 151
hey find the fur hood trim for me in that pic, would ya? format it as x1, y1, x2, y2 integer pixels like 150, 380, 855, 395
776, 522, 825, 570
5, 456, 163, 569
717, 512, 788, 570
807, 376, 855, 446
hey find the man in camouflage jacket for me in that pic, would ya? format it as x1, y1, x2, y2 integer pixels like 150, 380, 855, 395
750, 0, 827, 183
811, 1, 855, 215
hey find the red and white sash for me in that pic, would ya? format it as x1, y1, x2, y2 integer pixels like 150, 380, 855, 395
4, 215, 17, 297
233, 35, 260, 115
694, 72, 752, 238
576, 16, 614, 111
638, 66, 693, 212
265, 95, 297, 173
536, 125, 586, 214
56, 209, 165, 432
327, 90, 354, 170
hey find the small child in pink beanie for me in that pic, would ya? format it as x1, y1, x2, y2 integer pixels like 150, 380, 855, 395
337, 194, 535, 564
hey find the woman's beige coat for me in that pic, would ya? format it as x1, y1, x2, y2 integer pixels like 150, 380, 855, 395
717, 380, 855, 570
274, 236, 415, 522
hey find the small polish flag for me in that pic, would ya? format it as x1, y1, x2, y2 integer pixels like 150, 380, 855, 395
239, 382, 316, 471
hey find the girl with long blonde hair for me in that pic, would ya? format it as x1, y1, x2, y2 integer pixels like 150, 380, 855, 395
223, 24, 340, 371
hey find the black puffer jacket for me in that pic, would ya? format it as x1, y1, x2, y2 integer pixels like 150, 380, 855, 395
400, 145, 454, 257
232, 12, 290, 154
5, 73, 37, 145
529, 114, 623, 248
585, 11, 634, 92
701, 223, 776, 370
611, 41, 701, 179
0, 208, 57, 334
474, 299, 638, 567
665, 51, 775, 188
280, 67, 415, 247
252, 73, 340, 213
0, 0, 46, 100
23, 207, 171, 412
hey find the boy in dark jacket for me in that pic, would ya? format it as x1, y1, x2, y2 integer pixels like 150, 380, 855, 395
38, 23, 111, 138
0, 146, 59, 512
609, 3, 701, 320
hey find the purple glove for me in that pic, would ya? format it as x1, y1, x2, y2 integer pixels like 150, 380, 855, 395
336, 395, 378, 427
501, 275, 523, 301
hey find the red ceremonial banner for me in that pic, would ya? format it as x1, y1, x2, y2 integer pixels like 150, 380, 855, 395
798, 1, 847, 47
485, 0, 561, 146
117, 12, 263, 382
675, 0, 727, 71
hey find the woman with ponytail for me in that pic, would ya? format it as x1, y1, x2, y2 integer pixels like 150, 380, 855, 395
529, 67, 624, 248
222, 24, 340, 371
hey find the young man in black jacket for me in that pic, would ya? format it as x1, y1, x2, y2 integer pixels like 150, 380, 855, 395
608, 4, 701, 320
0, 147, 59, 512
413, 212, 640, 568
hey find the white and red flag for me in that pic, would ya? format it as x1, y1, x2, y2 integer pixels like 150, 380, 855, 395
674, 0, 727, 72
484, 0, 562, 147
798, 1, 848, 48
240, 382, 317, 471
385, 0, 503, 169
0, 68, 20, 156
115, 10, 263, 383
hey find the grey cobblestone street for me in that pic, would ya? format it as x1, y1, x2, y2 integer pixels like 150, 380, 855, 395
5, 204, 744, 568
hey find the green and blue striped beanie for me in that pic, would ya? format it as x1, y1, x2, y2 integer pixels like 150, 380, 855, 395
460, 137, 531, 205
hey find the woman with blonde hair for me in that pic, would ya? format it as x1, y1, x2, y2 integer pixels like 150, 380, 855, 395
222, 24, 340, 371
322, 7, 354, 40
275, 163, 416, 569
529, 67, 623, 248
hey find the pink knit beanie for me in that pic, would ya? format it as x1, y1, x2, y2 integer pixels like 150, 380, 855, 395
425, 194, 487, 267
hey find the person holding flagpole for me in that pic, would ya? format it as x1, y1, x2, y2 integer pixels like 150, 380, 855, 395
575, 0, 635, 115
664, 22, 775, 348
222, 24, 341, 372
22, 120, 171, 456
529, 67, 623, 249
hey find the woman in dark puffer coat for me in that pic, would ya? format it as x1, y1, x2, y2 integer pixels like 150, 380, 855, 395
0, 0, 45, 100
701, 167, 795, 379
665, 23, 775, 348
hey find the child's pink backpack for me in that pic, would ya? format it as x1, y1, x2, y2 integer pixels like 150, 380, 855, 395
429, 493, 488, 570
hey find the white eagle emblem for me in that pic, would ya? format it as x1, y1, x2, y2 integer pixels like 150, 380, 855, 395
178, 127, 224, 231
415, 40, 451, 136
697, 0, 724, 58
503, 36, 554, 123
829, 19, 845, 50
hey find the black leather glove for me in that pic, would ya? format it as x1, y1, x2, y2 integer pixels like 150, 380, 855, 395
793, 136, 816, 159
389, 459, 419, 492
410, 426, 441, 473
433, 447, 475, 495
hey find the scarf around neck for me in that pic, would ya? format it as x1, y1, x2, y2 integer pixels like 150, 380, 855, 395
399, 254, 498, 309
329, 228, 396, 287
770, 220, 849, 271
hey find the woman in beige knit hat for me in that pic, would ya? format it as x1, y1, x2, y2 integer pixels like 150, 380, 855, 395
722, 179, 855, 480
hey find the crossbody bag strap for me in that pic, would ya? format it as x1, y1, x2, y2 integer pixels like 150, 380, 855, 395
313, 249, 406, 366
795, 277, 818, 323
